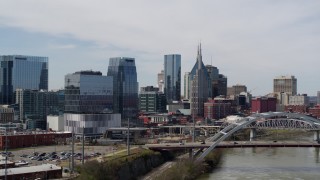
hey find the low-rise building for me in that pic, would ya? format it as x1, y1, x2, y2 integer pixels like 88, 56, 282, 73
309, 105, 320, 118
285, 105, 308, 113
0, 131, 71, 150
289, 94, 309, 106
0, 164, 62, 179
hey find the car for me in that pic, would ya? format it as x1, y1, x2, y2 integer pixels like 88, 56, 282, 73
39, 153, 46, 157
201, 141, 206, 144
30, 156, 38, 160
20, 154, 28, 158
273, 140, 277, 143
60, 156, 68, 160
233, 142, 238, 145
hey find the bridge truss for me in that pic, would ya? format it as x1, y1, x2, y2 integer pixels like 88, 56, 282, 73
196, 112, 320, 162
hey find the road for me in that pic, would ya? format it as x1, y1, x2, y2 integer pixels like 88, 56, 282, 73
140, 153, 189, 180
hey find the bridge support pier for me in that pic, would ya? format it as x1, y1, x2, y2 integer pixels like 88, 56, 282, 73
250, 128, 257, 141
189, 148, 193, 159
314, 130, 319, 142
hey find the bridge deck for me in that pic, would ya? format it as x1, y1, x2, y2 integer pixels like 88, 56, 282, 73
146, 141, 320, 151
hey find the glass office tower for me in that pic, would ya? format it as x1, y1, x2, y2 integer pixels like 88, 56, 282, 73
107, 57, 138, 121
64, 71, 119, 138
164, 54, 181, 103
64, 71, 113, 114
0, 55, 48, 104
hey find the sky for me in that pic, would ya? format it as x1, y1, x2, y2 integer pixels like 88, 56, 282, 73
0, 0, 319, 96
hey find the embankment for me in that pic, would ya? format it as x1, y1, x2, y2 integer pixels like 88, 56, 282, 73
76, 148, 173, 180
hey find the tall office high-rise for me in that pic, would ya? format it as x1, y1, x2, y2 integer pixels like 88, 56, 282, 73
273, 75, 297, 95
190, 44, 211, 117
164, 54, 181, 103
64, 70, 119, 138
0, 55, 48, 104
273, 75, 297, 105
65, 71, 113, 114
107, 57, 139, 121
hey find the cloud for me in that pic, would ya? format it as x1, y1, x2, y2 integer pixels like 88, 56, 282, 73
48, 43, 76, 49
0, 0, 319, 95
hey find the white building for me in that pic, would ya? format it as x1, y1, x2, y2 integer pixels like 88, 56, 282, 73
47, 115, 64, 131
64, 113, 121, 138
289, 94, 309, 106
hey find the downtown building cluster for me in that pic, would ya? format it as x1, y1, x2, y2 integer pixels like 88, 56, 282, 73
0, 46, 320, 140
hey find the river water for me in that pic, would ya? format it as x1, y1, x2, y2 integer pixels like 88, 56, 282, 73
203, 147, 320, 179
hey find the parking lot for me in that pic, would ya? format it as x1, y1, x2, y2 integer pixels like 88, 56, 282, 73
2, 144, 117, 167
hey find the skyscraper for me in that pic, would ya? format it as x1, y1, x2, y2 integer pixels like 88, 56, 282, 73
190, 44, 211, 117
0, 55, 48, 104
273, 75, 297, 105
273, 75, 297, 95
164, 54, 181, 103
107, 57, 139, 121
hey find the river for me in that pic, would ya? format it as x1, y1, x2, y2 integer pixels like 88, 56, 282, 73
202, 147, 320, 179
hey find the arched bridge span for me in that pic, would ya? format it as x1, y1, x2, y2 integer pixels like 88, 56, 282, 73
196, 112, 320, 162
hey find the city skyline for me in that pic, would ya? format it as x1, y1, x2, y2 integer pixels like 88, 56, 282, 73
0, 1, 319, 96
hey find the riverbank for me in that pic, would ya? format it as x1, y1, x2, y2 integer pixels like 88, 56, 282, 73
151, 149, 223, 180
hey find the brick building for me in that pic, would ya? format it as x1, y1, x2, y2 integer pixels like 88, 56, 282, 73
251, 97, 277, 113
0, 132, 71, 150
309, 105, 320, 118
204, 100, 232, 120
285, 105, 308, 113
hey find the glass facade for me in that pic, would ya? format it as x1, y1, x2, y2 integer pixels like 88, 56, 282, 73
164, 54, 181, 103
0, 55, 48, 104
107, 57, 138, 120
15, 89, 63, 130
64, 71, 113, 114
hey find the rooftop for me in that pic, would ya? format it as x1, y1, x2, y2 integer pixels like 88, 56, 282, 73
0, 164, 61, 176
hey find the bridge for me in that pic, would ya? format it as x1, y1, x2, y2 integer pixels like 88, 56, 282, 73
147, 141, 320, 150
146, 112, 320, 162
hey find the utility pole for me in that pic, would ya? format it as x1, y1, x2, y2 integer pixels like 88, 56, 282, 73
127, 118, 130, 156
71, 128, 75, 174
82, 126, 84, 165
4, 126, 8, 180
192, 113, 195, 142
